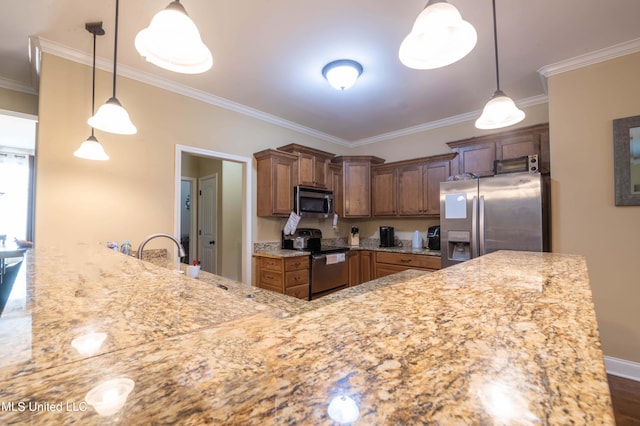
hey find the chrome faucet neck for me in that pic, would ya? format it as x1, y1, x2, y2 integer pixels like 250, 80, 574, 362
137, 233, 186, 260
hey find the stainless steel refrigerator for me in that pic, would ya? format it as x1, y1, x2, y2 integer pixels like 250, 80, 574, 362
439, 172, 549, 268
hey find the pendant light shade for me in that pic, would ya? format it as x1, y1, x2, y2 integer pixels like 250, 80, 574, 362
88, 97, 137, 135
322, 60, 363, 91
75, 22, 109, 161
399, 0, 477, 70
475, 90, 525, 130
135, 1, 212, 74
475, 0, 524, 130
89, 0, 136, 135
74, 135, 110, 161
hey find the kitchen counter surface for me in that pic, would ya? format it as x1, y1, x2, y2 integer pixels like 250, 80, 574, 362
253, 245, 441, 258
0, 246, 613, 424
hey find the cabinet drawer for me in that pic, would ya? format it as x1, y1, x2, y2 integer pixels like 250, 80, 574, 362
260, 257, 282, 272
259, 269, 283, 289
285, 269, 309, 287
284, 256, 309, 271
285, 283, 310, 300
375, 252, 440, 270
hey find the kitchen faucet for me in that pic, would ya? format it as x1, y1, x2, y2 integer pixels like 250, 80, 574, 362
137, 233, 186, 260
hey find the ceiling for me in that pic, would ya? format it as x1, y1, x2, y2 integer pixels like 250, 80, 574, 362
2, 0, 640, 146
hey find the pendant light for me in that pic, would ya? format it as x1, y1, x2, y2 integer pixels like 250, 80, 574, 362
135, 1, 212, 74
399, 0, 477, 70
74, 22, 110, 161
88, 0, 137, 135
475, 0, 525, 130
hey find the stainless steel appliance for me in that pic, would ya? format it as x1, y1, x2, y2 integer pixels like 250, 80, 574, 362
282, 228, 349, 299
379, 226, 395, 247
494, 155, 539, 175
426, 225, 440, 251
293, 186, 334, 218
439, 172, 549, 268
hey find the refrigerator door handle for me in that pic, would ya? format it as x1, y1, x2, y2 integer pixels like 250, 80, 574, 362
471, 196, 478, 258
479, 195, 486, 255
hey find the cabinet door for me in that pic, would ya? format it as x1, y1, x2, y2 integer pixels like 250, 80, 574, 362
348, 251, 360, 286
497, 134, 541, 161
297, 152, 316, 187
273, 157, 294, 215
314, 157, 329, 188
327, 163, 343, 216
397, 164, 424, 215
457, 142, 495, 177
344, 162, 371, 217
424, 161, 450, 214
372, 167, 396, 216
360, 250, 372, 283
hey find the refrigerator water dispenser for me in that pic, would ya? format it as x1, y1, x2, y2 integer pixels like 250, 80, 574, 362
446, 230, 471, 262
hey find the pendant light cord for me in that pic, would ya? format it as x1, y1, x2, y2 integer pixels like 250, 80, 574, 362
492, 0, 500, 92
91, 30, 97, 137
112, 0, 119, 98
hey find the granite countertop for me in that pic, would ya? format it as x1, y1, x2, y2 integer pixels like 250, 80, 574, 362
0, 246, 613, 424
253, 244, 441, 258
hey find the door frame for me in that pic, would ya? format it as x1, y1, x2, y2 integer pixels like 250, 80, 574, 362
180, 177, 198, 264
174, 145, 252, 284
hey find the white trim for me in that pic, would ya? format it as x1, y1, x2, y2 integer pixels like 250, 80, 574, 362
37, 37, 349, 148
0, 77, 37, 95
174, 144, 252, 284
0, 109, 38, 122
605, 356, 640, 382
38, 36, 640, 147
350, 94, 549, 147
537, 37, 640, 94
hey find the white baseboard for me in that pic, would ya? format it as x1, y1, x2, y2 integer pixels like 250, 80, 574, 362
605, 356, 640, 381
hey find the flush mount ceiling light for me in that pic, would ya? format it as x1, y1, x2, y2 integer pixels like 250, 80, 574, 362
475, 0, 525, 130
75, 22, 109, 161
135, 0, 212, 74
88, 0, 137, 135
322, 60, 363, 91
399, 0, 477, 70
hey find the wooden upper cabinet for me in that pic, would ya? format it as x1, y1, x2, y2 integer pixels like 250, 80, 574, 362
327, 163, 343, 217
254, 149, 297, 217
278, 144, 334, 188
378, 153, 456, 217
397, 164, 424, 215
371, 165, 396, 216
332, 156, 385, 218
447, 123, 550, 177
424, 160, 450, 214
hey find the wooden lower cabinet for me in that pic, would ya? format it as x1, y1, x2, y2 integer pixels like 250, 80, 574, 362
255, 255, 310, 299
347, 250, 374, 286
374, 251, 440, 279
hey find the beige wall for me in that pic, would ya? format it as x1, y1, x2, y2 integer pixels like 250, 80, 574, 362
0, 87, 38, 116
34, 53, 343, 252
548, 52, 640, 362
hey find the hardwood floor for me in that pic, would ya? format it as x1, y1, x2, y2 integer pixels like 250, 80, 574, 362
608, 374, 640, 425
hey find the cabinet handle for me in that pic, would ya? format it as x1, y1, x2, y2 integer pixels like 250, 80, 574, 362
265, 274, 274, 280
400, 259, 412, 263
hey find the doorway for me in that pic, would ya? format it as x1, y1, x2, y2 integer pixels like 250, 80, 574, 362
175, 145, 252, 284
0, 112, 37, 244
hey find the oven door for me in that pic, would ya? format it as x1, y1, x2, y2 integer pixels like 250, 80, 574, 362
310, 253, 348, 298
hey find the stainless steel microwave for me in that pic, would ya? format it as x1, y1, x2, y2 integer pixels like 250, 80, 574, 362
494, 155, 539, 175
294, 186, 334, 218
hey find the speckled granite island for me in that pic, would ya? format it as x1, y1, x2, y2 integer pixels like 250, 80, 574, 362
0, 246, 613, 424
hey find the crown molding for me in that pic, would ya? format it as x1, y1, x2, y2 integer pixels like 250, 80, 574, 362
350, 94, 549, 147
36, 37, 351, 148
0, 76, 37, 95
538, 37, 640, 94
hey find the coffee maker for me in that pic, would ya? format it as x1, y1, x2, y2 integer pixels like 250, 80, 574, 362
426, 225, 440, 251
379, 226, 395, 247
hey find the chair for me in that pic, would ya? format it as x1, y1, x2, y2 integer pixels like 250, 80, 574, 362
0, 260, 23, 314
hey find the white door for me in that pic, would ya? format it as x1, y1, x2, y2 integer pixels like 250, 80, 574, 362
198, 175, 217, 274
